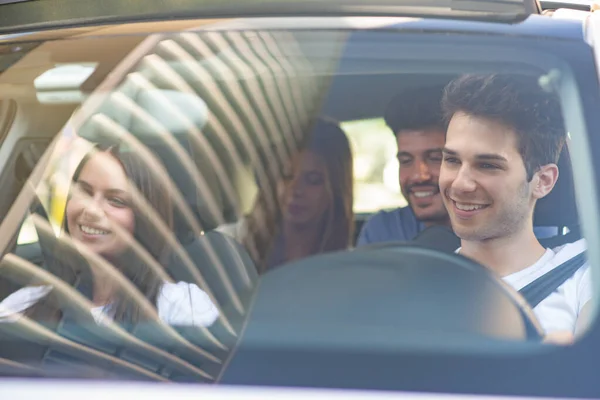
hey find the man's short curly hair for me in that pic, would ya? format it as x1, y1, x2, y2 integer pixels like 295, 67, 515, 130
441, 74, 566, 180
384, 85, 446, 135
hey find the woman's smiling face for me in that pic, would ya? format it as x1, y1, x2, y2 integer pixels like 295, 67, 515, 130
66, 151, 135, 259
279, 150, 330, 228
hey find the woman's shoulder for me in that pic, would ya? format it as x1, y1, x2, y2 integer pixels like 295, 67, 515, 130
0, 285, 52, 320
156, 282, 219, 328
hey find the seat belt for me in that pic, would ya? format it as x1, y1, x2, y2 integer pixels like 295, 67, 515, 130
518, 251, 587, 309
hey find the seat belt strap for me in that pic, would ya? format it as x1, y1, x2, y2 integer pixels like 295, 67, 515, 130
518, 251, 587, 309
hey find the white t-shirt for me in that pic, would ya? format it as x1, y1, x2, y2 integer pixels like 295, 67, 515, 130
0, 281, 219, 327
459, 239, 591, 334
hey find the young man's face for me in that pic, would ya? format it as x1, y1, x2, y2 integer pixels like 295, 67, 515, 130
396, 128, 448, 225
439, 111, 535, 241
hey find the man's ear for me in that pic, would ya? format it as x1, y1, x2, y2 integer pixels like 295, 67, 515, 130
532, 163, 559, 200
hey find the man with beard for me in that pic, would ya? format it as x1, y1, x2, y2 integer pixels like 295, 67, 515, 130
439, 74, 591, 342
357, 85, 450, 246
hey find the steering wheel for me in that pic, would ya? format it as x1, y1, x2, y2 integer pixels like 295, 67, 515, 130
218, 242, 546, 386
241, 243, 545, 346
353, 226, 544, 341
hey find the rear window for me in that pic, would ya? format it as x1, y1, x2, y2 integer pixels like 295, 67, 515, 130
343, 117, 407, 214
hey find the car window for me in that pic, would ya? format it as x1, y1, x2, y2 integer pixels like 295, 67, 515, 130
342, 117, 407, 214
0, 19, 596, 389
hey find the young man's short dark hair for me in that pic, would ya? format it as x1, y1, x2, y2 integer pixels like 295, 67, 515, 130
384, 84, 446, 135
441, 74, 566, 180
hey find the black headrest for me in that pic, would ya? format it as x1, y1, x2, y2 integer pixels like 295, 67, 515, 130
146, 138, 223, 238
533, 146, 578, 228
354, 226, 461, 254
126, 89, 227, 235
412, 225, 461, 252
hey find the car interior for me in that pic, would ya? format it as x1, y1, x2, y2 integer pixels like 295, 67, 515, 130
0, 10, 592, 387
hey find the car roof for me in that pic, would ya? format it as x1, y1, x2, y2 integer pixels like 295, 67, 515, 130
0, 0, 536, 32
382, 14, 585, 40
0, 0, 581, 38
0, 12, 586, 49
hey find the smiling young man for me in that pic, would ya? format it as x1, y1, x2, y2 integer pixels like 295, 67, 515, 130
439, 74, 591, 341
357, 85, 450, 246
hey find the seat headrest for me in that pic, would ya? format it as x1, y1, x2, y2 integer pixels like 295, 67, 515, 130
131, 89, 209, 135
533, 145, 578, 228
132, 89, 240, 234
146, 139, 223, 237
90, 87, 228, 235
413, 225, 460, 253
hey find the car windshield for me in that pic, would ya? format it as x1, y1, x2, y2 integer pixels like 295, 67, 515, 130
0, 15, 597, 386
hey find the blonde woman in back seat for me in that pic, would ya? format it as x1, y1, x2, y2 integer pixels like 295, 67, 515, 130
218, 117, 354, 273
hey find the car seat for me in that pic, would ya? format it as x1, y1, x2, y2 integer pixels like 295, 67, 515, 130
534, 145, 580, 248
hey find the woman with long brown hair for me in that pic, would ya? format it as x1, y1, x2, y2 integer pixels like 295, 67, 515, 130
0, 144, 219, 327
221, 117, 354, 273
